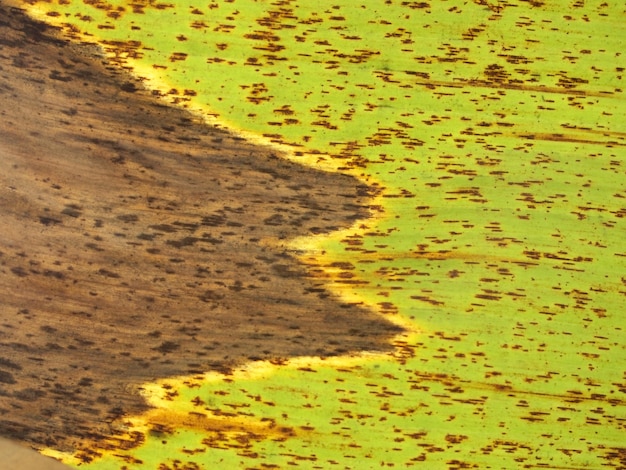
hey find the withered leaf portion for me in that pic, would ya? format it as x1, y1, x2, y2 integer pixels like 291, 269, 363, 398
0, 5, 400, 452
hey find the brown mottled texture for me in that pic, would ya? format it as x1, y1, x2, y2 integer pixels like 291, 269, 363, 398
0, 4, 401, 453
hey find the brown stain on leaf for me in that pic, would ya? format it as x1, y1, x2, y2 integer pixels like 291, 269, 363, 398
0, 4, 401, 454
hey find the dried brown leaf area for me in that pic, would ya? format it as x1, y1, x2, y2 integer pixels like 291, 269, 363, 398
0, 5, 400, 452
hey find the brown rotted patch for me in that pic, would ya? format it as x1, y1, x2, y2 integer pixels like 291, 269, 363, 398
0, 3, 401, 454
